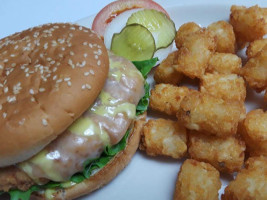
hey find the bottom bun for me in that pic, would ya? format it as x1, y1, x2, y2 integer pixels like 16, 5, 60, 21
33, 113, 146, 200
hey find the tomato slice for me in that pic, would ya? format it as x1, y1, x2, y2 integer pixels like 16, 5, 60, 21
92, 0, 169, 38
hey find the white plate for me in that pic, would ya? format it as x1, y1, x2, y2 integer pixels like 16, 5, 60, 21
76, 1, 267, 200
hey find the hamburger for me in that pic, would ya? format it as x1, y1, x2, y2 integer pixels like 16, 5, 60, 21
0, 23, 150, 199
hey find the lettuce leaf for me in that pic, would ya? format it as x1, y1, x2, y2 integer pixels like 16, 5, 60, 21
1, 58, 156, 200
82, 130, 130, 178
136, 82, 150, 116
132, 57, 158, 78
8, 186, 40, 200
132, 57, 156, 116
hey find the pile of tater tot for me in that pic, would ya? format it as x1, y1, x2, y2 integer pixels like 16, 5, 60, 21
139, 4, 267, 200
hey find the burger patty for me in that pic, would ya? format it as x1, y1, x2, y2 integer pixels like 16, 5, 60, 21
0, 52, 145, 188
0, 166, 34, 192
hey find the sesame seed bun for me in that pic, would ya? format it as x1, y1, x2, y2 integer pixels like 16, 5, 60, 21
32, 113, 146, 200
0, 23, 109, 167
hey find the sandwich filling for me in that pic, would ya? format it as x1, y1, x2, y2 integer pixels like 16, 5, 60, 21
19, 52, 145, 183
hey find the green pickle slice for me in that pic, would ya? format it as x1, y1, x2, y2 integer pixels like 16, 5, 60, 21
111, 24, 156, 61
127, 9, 176, 50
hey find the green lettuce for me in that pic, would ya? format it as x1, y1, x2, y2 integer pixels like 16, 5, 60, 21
8, 186, 40, 200
136, 82, 150, 116
132, 57, 158, 78
1, 57, 156, 200
132, 57, 157, 116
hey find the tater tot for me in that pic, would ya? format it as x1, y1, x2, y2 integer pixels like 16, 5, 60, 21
188, 131, 245, 173
149, 84, 191, 116
207, 20, 236, 53
175, 30, 216, 79
230, 5, 267, 48
240, 109, 267, 156
177, 91, 243, 137
206, 52, 242, 74
175, 22, 202, 48
222, 156, 267, 200
154, 51, 183, 85
139, 119, 187, 159
246, 39, 267, 58
174, 159, 221, 200
240, 45, 267, 92
200, 73, 246, 102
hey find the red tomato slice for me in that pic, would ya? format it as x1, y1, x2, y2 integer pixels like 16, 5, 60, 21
92, 0, 169, 38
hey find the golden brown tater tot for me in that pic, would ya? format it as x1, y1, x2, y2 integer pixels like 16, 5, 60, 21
174, 159, 221, 200
140, 119, 187, 159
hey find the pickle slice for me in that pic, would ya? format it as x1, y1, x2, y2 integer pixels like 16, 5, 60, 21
127, 9, 176, 50
111, 24, 156, 61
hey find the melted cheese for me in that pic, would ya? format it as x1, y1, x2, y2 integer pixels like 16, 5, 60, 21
19, 53, 145, 182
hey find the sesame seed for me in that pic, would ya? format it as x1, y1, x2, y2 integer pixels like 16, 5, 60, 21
58, 38, 65, 44
85, 84, 91, 90
3, 59, 8, 63
69, 33, 73, 37
56, 79, 62, 83
89, 43, 93, 48
90, 69, 95, 75
39, 88, 45, 92
53, 75, 57, 80
61, 47, 65, 51
44, 42, 48, 49
83, 53, 87, 58
95, 55, 98, 59
4, 87, 8, 93
79, 61, 86, 67
7, 96, 16, 103
11, 63, 16, 67
64, 77, 71, 81
13, 82, 22, 95
67, 81, 72, 87
10, 54, 15, 57
0, 65, 3, 69
19, 118, 25, 125
84, 72, 90, 76
42, 119, 48, 126
97, 60, 101, 66
53, 67, 57, 72
31, 97, 35, 102
70, 51, 74, 56
52, 40, 57, 46
29, 89, 34, 94
3, 112, 7, 119
14, 45, 18, 49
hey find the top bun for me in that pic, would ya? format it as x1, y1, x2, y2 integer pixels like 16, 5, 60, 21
0, 23, 109, 167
